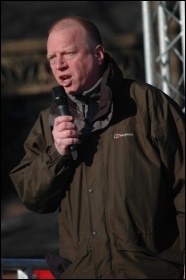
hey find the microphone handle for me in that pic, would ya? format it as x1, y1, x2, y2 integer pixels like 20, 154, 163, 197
57, 104, 71, 116
58, 104, 78, 160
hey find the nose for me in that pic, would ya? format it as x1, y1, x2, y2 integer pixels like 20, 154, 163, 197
56, 56, 67, 70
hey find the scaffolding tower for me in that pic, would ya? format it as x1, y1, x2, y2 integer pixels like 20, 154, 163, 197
141, 1, 185, 111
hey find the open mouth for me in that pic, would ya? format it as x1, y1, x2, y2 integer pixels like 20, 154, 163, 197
61, 75, 70, 81
59, 75, 72, 87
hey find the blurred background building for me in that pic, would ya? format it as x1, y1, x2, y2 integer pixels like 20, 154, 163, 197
1, 1, 185, 261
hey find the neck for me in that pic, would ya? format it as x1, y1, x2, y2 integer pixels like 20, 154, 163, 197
68, 77, 102, 104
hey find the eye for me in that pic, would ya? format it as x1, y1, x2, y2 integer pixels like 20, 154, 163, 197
48, 56, 56, 65
65, 52, 76, 58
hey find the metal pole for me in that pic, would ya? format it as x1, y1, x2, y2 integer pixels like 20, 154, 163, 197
141, 1, 156, 86
180, 1, 185, 90
157, 1, 171, 96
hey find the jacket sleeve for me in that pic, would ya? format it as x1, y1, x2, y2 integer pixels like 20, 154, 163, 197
149, 88, 185, 262
9, 110, 74, 214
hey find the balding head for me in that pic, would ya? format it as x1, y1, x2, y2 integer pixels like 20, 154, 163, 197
48, 16, 103, 50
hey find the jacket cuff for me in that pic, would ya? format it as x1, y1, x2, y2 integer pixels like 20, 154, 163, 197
46, 145, 72, 163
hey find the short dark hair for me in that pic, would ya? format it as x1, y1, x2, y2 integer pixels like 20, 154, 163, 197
48, 16, 103, 49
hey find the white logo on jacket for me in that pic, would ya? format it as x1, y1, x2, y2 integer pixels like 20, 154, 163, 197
114, 133, 133, 139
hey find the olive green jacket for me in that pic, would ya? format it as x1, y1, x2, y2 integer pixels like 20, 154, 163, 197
10, 55, 185, 279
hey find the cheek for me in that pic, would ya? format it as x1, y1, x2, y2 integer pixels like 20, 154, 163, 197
73, 64, 85, 79
79, 60, 94, 76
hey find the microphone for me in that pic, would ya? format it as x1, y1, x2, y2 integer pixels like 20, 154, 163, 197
52, 86, 78, 160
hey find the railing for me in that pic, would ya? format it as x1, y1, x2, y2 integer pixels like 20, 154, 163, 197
1, 259, 54, 279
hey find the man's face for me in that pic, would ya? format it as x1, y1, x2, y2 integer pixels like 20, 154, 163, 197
47, 26, 103, 95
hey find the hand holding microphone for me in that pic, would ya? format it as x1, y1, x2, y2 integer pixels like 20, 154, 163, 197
52, 86, 79, 160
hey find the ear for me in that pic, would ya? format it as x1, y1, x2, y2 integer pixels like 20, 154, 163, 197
94, 45, 105, 65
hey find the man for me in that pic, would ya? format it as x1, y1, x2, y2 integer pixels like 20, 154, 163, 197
10, 16, 185, 279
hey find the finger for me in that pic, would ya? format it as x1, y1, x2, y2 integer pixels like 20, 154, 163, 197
54, 115, 73, 126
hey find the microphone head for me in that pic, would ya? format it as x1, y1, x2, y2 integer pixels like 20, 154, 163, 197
52, 86, 67, 105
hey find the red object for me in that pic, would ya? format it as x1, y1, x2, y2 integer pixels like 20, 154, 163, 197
32, 270, 55, 279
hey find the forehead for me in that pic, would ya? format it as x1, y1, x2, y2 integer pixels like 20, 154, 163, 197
47, 25, 86, 46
